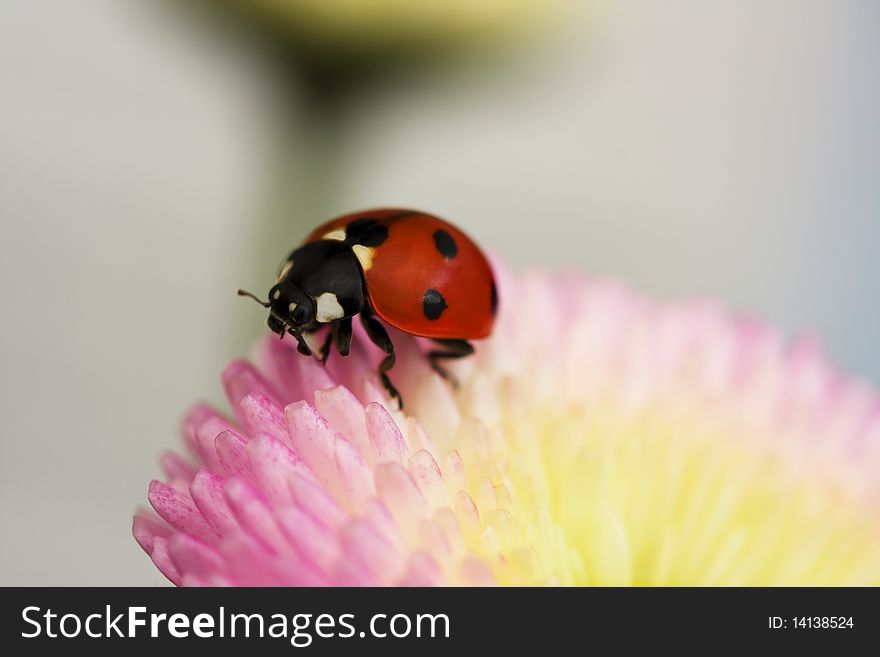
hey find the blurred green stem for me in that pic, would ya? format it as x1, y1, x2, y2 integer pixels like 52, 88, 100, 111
234, 61, 362, 352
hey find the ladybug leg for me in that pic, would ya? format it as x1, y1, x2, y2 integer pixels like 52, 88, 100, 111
319, 318, 352, 365
288, 329, 312, 356
334, 317, 352, 357
360, 314, 402, 408
318, 328, 334, 365
428, 339, 474, 387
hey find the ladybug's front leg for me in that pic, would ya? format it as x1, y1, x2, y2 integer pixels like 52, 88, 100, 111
360, 313, 402, 409
334, 317, 352, 357
320, 318, 352, 365
288, 329, 312, 356
318, 329, 334, 364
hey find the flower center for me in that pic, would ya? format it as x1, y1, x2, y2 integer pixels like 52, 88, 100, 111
451, 399, 880, 586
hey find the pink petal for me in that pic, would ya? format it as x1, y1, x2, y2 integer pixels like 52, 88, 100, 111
454, 490, 481, 534
332, 560, 382, 587
285, 401, 340, 493
276, 505, 340, 571
363, 499, 402, 547
181, 405, 225, 463
217, 531, 274, 586
269, 553, 330, 587
314, 386, 373, 463
324, 323, 378, 398
189, 469, 238, 535
159, 451, 196, 486
240, 392, 289, 444
150, 537, 181, 585
410, 373, 460, 441
405, 418, 437, 456
459, 556, 495, 586
484, 508, 514, 547
398, 553, 442, 586
432, 507, 466, 555
442, 450, 466, 489
375, 462, 429, 526
148, 480, 219, 545
191, 415, 235, 472
132, 509, 171, 554
408, 449, 448, 508
419, 519, 453, 563
366, 402, 409, 463
360, 376, 392, 408
223, 478, 290, 555
334, 435, 374, 510
261, 337, 335, 404
247, 433, 314, 506
181, 403, 216, 442
461, 373, 500, 427
288, 474, 347, 530
168, 533, 225, 579
214, 429, 253, 482
222, 359, 281, 427
341, 519, 403, 584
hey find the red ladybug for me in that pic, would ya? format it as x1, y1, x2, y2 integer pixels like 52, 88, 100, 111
238, 209, 497, 406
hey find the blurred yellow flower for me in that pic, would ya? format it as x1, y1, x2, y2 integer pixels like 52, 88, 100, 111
231, 0, 568, 53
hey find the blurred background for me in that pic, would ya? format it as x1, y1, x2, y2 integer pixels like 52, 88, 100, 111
1, 0, 878, 585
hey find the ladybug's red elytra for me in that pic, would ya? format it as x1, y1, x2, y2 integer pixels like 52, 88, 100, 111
238, 209, 498, 407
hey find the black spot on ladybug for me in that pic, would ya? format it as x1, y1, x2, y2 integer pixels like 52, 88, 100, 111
422, 288, 448, 320
346, 218, 376, 232
346, 218, 389, 247
490, 282, 498, 316
433, 229, 458, 259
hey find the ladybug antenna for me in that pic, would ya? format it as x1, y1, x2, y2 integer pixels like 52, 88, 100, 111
237, 289, 270, 308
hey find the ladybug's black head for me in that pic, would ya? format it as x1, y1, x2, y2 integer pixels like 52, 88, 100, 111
265, 282, 315, 335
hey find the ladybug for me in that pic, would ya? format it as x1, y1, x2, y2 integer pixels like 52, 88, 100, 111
238, 208, 498, 406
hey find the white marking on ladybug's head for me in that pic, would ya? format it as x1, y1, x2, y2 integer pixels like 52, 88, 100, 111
322, 228, 346, 241
352, 244, 374, 272
272, 289, 281, 301
288, 302, 298, 314
276, 259, 294, 283
315, 292, 344, 323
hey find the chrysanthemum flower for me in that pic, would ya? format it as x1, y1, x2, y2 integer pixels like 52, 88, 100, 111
133, 261, 880, 586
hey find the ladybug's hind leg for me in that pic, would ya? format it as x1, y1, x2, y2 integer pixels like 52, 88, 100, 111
428, 339, 474, 388
360, 313, 402, 409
